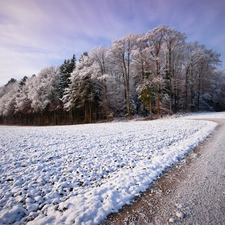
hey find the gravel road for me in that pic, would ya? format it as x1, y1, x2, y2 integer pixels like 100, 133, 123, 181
101, 118, 225, 225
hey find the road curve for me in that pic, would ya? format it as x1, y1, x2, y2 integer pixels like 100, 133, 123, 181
100, 118, 225, 225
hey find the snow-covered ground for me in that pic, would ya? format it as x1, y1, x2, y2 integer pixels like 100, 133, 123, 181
183, 111, 225, 119
0, 112, 224, 225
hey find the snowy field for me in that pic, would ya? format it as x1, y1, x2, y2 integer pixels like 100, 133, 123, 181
0, 112, 224, 225
183, 111, 225, 119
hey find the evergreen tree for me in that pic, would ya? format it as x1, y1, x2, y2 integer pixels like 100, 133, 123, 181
19, 76, 28, 89
62, 53, 104, 123
5, 78, 17, 86
58, 54, 76, 99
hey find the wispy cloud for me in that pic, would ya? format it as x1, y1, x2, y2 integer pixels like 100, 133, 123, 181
0, 0, 224, 85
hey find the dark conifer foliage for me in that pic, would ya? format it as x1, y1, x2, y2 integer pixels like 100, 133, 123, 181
58, 54, 76, 99
5, 78, 17, 86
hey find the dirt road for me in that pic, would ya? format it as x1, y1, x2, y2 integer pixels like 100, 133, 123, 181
101, 118, 225, 225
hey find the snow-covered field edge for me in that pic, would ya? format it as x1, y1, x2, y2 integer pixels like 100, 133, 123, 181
1, 112, 224, 225
52, 121, 217, 225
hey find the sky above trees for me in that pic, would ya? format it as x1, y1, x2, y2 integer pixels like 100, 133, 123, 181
0, 0, 224, 86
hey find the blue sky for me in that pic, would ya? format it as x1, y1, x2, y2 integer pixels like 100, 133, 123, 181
0, 0, 225, 86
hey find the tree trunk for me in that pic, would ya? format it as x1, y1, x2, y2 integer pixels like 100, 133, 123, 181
149, 99, 153, 119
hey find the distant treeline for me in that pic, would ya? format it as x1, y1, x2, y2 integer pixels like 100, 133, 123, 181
0, 25, 224, 125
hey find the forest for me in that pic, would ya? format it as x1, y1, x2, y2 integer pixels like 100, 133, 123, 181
0, 25, 224, 125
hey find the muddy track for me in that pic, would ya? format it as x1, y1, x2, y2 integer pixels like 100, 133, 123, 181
100, 119, 225, 225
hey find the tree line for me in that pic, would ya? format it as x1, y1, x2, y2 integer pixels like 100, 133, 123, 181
0, 25, 224, 125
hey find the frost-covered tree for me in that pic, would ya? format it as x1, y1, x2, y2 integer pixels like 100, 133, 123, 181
58, 54, 76, 99
0, 79, 19, 118
162, 26, 186, 114
107, 34, 139, 118
62, 53, 104, 123
28, 66, 60, 113
15, 76, 32, 115
139, 25, 168, 117
0, 25, 224, 125
5, 78, 17, 86
195, 48, 221, 110
181, 42, 221, 112
19, 76, 28, 87
210, 70, 225, 111
89, 46, 112, 120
